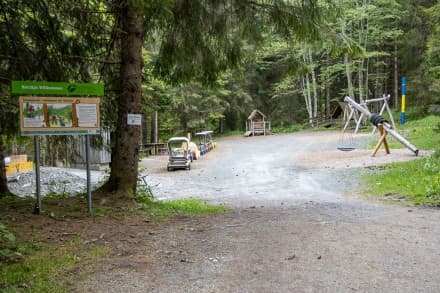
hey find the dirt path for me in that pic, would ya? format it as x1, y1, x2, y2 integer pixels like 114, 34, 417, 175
82, 131, 440, 292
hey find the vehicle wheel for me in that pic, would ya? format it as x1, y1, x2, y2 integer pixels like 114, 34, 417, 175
167, 167, 172, 171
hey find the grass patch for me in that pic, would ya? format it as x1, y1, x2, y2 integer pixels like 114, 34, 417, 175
363, 115, 440, 206
271, 124, 304, 134
0, 234, 108, 292
162, 198, 227, 215
213, 130, 244, 138
364, 150, 440, 206
135, 189, 227, 221
0, 223, 42, 264
382, 115, 440, 150
312, 124, 343, 131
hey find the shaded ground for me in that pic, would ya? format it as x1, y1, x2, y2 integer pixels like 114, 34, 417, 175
82, 204, 440, 292
78, 130, 439, 292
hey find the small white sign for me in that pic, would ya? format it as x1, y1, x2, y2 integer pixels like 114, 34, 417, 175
76, 104, 98, 127
127, 114, 142, 126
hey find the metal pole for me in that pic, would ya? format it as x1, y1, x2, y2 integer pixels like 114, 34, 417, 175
33, 136, 41, 214
401, 76, 406, 125
364, 97, 388, 104
85, 135, 92, 215
344, 96, 419, 156
342, 106, 355, 132
354, 112, 364, 134
385, 95, 397, 130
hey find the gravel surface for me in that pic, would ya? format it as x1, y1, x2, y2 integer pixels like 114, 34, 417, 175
75, 130, 439, 292
7, 167, 108, 197
139, 131, 430, 207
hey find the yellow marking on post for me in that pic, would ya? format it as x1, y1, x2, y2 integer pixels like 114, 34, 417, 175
401, 95, 406, 112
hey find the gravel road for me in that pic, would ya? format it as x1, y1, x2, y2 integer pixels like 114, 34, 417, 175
83, 130, 440, 292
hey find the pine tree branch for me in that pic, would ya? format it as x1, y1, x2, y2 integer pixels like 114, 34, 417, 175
0, 54, 120, 64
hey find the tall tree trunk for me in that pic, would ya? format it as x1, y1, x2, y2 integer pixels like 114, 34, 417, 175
325, 73, 330, 118
0, 120, 11, 197
358, 0, 369, 103
345, 54, 355, 101
288, 95, 294, 123
302, 53, 313, 124
394, 42, 398, 108
219, 118, 224, 133
341, 17, 355, 102
308, 49, 318, 118
151, 111, 158, 143
365, 57, 370, 100
363, 0, 370, 101
358, 58, 364, 103
46, 138, 53, 166
103, 1, 143, 196
301, 77, 312, 124
375, 56, 380, 99
305, 74, 312, 118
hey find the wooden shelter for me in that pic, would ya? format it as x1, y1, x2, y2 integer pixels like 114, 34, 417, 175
69, 129, 111, 170
244, 109, 271, 136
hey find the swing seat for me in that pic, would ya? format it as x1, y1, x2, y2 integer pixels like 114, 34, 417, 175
337, 145, 356, 151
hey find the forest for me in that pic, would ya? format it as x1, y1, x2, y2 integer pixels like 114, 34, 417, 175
1, 0, 439, 197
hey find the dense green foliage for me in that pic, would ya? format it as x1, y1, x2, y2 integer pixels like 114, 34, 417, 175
1, 0, 437, 141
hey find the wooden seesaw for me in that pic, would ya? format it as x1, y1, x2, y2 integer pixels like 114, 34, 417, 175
344, 96, 419, 157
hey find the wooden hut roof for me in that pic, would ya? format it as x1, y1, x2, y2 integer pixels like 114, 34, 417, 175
247, 109, 265, 120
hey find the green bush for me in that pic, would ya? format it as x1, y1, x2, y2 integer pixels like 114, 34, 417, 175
1, 224, 41, 264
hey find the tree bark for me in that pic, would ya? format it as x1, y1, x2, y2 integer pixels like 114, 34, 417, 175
0, 120, 11, 197
358, 0, 369, 103
301, 53, 313, 125
309, 49, 318, 118
358, 58, 364, 103
300, 77, 312, 125
365, 57, 370, 100
103, 1, 143, 196
394, 42, 398, 108
288, 94, 294, 124
325, 73, 330, 118
150, 111, 158, 143
345, 54, 355, 101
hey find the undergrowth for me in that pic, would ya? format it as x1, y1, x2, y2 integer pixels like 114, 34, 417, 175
271, 124, 304, 133
0, 188, 227, 292
0, 230, 108, 292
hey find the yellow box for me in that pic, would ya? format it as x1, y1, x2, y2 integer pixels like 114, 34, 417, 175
6, 161, 33, 176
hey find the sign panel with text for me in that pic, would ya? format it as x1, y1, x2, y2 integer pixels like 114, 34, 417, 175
12, 81, 104, 96
127, 114, 142, 126
19, 96, 101, 136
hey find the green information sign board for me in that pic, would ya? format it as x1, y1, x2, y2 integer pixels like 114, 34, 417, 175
12, 81, 104, 96
19, 96, 101, 136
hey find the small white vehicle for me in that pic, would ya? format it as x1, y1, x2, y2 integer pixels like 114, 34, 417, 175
195, 130, 214, 155
167, 137, 192, 171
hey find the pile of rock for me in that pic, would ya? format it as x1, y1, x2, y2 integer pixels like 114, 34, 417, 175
7, 167, 106, 197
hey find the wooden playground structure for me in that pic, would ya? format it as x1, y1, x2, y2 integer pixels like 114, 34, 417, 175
343, 94, 396, 134
244, 109, 271, 137
344, 96, 419, 157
